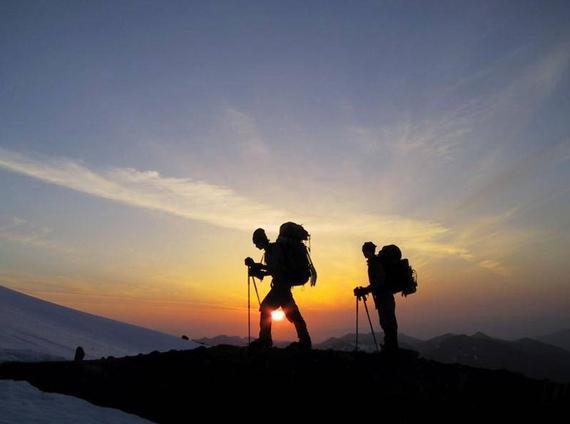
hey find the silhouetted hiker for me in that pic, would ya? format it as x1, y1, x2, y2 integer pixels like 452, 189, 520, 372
74, 346, 85, 362
245, 227, 312, 350
354, 242, 399, 353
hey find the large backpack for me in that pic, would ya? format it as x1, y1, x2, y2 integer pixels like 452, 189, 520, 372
277, 222, 317, 287
378, 244, 417, 296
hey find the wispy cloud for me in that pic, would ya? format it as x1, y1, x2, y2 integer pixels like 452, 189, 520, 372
0, 147, 476, 262
481, 42, 570, 125
224, 107, 270, 160
0, 147, 287, 231
348, 42, 570, 164
0, 216, 73, 253
456, 139, 570, 213
517, 42, 570, 98
477, 259, 510, 277
346, 108, 472, 162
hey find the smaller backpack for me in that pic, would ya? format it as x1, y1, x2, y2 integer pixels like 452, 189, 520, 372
277, 222, 317, 287
378, 245, 417, 296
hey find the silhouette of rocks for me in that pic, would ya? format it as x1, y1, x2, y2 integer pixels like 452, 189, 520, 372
0, 346, 567, 422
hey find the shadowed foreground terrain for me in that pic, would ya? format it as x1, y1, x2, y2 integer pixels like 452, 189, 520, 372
1, 346, 568, 422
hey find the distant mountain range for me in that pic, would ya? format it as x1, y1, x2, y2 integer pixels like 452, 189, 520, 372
316, 331, 570, 383
536, 328, 570, 352
197, 330, 570, 383
316, 332, 424, 351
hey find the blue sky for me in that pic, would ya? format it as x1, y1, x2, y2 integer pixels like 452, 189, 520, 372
1, 1, 569, 340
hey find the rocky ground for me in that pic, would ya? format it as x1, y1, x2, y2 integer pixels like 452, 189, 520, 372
1, 345, 568, 422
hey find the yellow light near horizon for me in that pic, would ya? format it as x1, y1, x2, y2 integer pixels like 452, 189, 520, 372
271, 310, 285, 321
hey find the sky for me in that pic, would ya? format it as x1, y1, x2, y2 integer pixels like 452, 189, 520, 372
1, 0, 569, 342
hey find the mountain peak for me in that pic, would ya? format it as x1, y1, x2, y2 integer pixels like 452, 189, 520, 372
471, 331, 493, 339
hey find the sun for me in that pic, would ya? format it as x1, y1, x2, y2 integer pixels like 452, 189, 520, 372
271, 310, 285, 321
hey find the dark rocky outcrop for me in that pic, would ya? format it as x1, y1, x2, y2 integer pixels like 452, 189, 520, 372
1, 346, 568, 422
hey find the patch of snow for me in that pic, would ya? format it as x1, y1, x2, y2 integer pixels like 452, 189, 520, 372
0, 285, 198, 361
0, 380, 153, 423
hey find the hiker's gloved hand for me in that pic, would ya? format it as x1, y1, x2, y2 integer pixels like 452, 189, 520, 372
353, 286, 369, 297
246, 261, 265, 279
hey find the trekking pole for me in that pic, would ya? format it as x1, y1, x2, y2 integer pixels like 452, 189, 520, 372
247, 269, 262, 346
247, 272, 251, 346
361, 294, 379, 352
251, 275, 261, 306
355, 295, 359, 351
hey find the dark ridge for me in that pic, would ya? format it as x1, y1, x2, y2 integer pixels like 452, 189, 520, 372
1, 346, 568, 422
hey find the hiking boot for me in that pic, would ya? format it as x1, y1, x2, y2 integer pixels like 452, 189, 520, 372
249, 338, 272, 351
286, 340, 312, 351
380, 343, 399, 357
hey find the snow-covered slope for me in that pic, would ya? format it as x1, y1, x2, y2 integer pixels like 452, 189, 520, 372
0, 380, 152, 423
0, 285, 198, 361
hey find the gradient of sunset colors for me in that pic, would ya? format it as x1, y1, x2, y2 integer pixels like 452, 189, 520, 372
1, 1, 569, 342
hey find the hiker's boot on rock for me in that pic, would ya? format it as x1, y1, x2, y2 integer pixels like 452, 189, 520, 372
287, 338, 312, 351
249, 338, 272, 351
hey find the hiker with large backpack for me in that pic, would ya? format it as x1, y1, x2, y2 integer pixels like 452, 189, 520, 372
244, 223, 316, 350
353, 242, 417, 353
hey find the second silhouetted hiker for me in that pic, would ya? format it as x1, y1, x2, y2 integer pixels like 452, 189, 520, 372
354, 242, 399, 353
244, 225, 314, 351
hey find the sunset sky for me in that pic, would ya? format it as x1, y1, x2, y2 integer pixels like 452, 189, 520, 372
1, 0, 569, 342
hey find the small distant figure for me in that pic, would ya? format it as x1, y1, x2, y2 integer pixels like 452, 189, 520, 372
74, 346, 85, 362
181, 335, 189, 341
354, 242, 399, 353
245, 226, 313, 351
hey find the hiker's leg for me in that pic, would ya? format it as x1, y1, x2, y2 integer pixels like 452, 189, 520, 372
258, 288, 280, 345
377, 291, 398, 350
283, 294, 311, 346
259, 305, 272, 343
